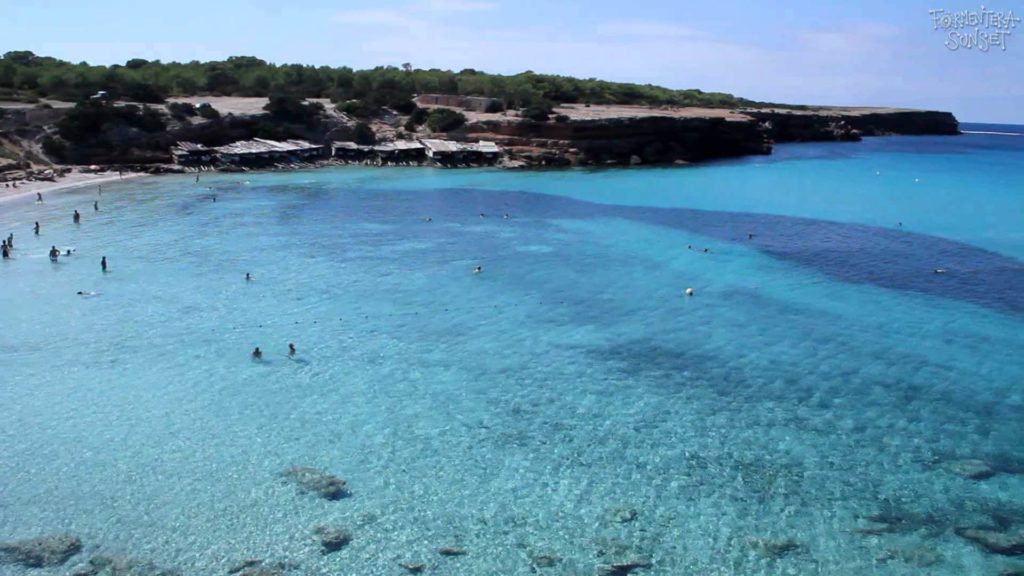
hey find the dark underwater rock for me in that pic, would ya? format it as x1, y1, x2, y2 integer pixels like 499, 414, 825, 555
69, 555, 180, 576
528, 550, 561, 568
596, 556, 652, 576
225, 559, 298, 576
749, 538, 801, 559
942, 459, 997, 480
874, 545, 943, 567
955, 526, 1024, 556
0, 534, 82, 567
607, 507, 638, 524
283, 466, 350, 500
313, 525, 352, 554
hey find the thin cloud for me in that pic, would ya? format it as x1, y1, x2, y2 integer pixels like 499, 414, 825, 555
333, 9, 416, 27
596, 20, 703, 39
417, 0, 497, 11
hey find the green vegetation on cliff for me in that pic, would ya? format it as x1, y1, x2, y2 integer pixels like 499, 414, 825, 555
1, 51, 754, 109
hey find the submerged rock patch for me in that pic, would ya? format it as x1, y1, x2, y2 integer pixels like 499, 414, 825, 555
955, 526, 1024, 556
0, 534, 82, 568
283, 466, 350, 500
313, 525, 352, 554
69, 555, 180, 576
748, 538, 801, 560
941, 459, 997, 480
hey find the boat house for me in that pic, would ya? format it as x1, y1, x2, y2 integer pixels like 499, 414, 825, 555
214, 139, 325, 166
170, 142, 214, 166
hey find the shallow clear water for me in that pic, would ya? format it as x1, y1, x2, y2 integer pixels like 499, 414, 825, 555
1, 130, 1023, 575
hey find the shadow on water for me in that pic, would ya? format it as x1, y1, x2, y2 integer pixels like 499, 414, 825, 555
333, 187, 1022, 315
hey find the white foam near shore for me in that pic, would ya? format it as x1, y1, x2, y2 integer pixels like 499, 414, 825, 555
961, 130, 1023, 136
0, 171, 149, 204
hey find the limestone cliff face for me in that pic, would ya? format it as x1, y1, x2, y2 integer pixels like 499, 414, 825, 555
463, 116, 772, 166
745, 109, 960, 142
460, 108, 960, 167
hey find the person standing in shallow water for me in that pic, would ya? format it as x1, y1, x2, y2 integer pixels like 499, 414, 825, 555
73, 210, 80, 224
288, 343, 296, 356
94, 201, 99, 211
101, 256, 107, 272
49, 246, 60, 261
252, 347, 262, 359
33, 222, 39, 235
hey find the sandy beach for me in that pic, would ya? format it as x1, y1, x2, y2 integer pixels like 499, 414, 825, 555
0, 170, 149, 204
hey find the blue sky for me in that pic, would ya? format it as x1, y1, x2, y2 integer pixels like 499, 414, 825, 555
4, 0, 1022, 122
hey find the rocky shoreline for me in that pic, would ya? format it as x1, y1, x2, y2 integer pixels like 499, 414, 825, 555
0, 100, 960, 181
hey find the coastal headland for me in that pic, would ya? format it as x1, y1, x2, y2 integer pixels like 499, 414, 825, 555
0, 52, 960, 190
1, 97, 960, 187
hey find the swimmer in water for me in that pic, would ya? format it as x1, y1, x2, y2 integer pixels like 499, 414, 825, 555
245, 272, 251, 281
73, 210, 80, 224
36, 192, 43, 202
34, 222, 40, 235
288, 343, 296, 356
49, 246, 60, 261
687, 244, 692, 250
94, 201, 99, 211
65, 249, 72, 256
101, 256, 107, 272
7, 233, 12, 248
2, 243, 9, 259
934, 268, 947, 274
747, 233, 753, 239
76, 291, 98, 297
252, 347, 262, 359
702, 248, 709, 253
503, 213, 510, 219
473, 265, 482, 274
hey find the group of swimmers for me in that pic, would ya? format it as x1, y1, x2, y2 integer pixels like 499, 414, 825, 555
3, 191, 108, 270
251, 343, 297, 360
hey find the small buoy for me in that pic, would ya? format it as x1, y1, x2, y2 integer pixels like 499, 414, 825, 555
685, 288, 694, 296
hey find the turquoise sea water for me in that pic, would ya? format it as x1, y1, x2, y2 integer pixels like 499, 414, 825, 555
1, 128, 1022, 575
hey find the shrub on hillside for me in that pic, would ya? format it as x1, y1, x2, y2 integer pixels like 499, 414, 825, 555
41, 135, 67, 160
521, 105, 552, 122
264, 94, 324, 126
353, 122, 376, 145
196, 103, 220, 119
167, 101, 197, 120
389, 99, 417, 115
56, 100, 167, 142
337, 99, 379, 119
425, 108, 466, 132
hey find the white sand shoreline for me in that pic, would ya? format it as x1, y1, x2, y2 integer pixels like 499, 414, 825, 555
0, 171, 151, 204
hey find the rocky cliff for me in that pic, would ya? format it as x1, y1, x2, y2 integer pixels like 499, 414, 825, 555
463, 115, 771, 166
457, 107, 960, 166
744, 109, 960, 143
